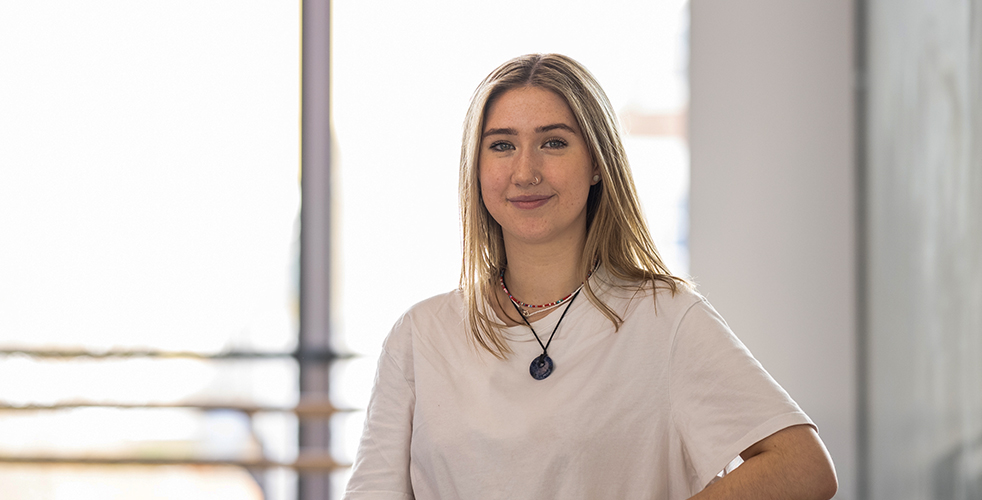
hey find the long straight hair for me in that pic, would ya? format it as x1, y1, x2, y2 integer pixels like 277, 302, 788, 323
459, 54, 687, 358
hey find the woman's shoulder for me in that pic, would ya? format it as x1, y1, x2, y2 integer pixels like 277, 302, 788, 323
633, 280, 705, 322
405, 288, 464, 315
393, 288, 466, 332
382, 289, 464, 349
593, 268, 703, 315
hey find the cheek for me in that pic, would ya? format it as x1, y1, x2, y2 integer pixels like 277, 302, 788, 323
477, 171, 498, 215
480, 182, 503, 220
478, 166, 503, 198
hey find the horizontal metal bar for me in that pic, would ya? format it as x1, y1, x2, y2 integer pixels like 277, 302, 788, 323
0, 348, 352, 362
0, 398, 355, 417
0, 453, 349, 471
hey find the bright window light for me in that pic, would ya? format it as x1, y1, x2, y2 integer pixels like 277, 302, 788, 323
0, 2, 301, 499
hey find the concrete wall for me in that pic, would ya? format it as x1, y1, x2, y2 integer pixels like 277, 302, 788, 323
691, 1, 982, 499
866, 1, 982, 498
689, 2, 858, 498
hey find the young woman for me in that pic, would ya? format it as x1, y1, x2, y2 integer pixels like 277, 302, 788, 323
343, 54, 837, 500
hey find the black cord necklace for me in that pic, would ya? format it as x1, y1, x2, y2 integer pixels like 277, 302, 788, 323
505, 279, 581, 380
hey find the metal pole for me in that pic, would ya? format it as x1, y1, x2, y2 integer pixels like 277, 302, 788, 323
300, 0, 333, 498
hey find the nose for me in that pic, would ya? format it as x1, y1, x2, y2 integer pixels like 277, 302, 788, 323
511, 147, 541, 187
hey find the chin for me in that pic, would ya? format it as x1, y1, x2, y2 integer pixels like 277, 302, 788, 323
507, 228, 566, 246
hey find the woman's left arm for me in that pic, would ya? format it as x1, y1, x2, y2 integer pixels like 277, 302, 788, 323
690, 424, 838, 500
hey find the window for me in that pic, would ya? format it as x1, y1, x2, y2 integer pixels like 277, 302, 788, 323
0, 2, 304, 498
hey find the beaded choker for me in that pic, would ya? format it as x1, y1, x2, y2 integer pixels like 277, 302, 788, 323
499, 268, 584, 318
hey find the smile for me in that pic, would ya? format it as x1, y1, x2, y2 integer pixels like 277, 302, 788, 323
508, 194, 553, 210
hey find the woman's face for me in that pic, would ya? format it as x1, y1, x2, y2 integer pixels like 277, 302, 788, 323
479, 86, 599, 248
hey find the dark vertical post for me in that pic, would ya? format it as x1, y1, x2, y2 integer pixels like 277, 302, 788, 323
854, 1, 869, 499
300, 0, 332, 498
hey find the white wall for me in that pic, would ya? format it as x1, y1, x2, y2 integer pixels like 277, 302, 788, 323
689, 2, 858, 498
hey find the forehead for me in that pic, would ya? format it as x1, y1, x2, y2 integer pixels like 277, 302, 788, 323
483, 86, 577, 129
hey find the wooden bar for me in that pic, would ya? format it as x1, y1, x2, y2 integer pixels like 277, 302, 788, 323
0, 348, 350, 361
0, 454, 349, 472
0, 398, 352, 418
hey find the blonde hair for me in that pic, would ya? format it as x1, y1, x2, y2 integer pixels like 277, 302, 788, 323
459, 53, 687, 358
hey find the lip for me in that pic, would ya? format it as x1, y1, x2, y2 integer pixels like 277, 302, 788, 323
508, 194, 553, 210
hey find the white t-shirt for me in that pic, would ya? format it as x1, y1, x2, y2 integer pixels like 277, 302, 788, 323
343, 274, 813, 500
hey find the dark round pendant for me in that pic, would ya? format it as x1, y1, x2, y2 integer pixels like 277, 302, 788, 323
529, 354, 554, 380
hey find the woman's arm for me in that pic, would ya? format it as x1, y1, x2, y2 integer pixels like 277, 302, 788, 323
690, 424, 837, 500
343, 315, 417, 500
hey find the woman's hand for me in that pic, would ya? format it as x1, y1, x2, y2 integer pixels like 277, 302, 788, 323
690, 424, 838, 500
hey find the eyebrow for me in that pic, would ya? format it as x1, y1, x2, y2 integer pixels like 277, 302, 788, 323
482, 123, 577, 138
536, 123, 576, 134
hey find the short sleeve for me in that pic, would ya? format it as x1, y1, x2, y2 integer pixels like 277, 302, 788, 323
342, 313, 417, 500
668, 299, 814, 491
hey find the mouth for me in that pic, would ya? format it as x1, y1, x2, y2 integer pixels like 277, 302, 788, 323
508, 194, 552, 209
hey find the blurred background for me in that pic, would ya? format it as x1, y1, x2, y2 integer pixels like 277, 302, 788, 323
0, 1, 979, 499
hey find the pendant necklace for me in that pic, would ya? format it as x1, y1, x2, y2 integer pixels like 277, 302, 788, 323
503, 274, 581, 380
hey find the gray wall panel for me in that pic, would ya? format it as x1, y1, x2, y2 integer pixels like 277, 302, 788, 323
866, 1, 982, 499
690, 1, 858, 497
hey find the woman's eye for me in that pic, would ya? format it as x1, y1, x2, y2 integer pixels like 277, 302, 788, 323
543, 139, 568, 149
489, 141, 514, 152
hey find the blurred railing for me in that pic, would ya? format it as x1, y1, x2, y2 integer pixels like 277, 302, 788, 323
0, 348, 354, 472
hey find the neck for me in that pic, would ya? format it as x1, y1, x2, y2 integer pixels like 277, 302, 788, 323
501, 234, 587, 306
